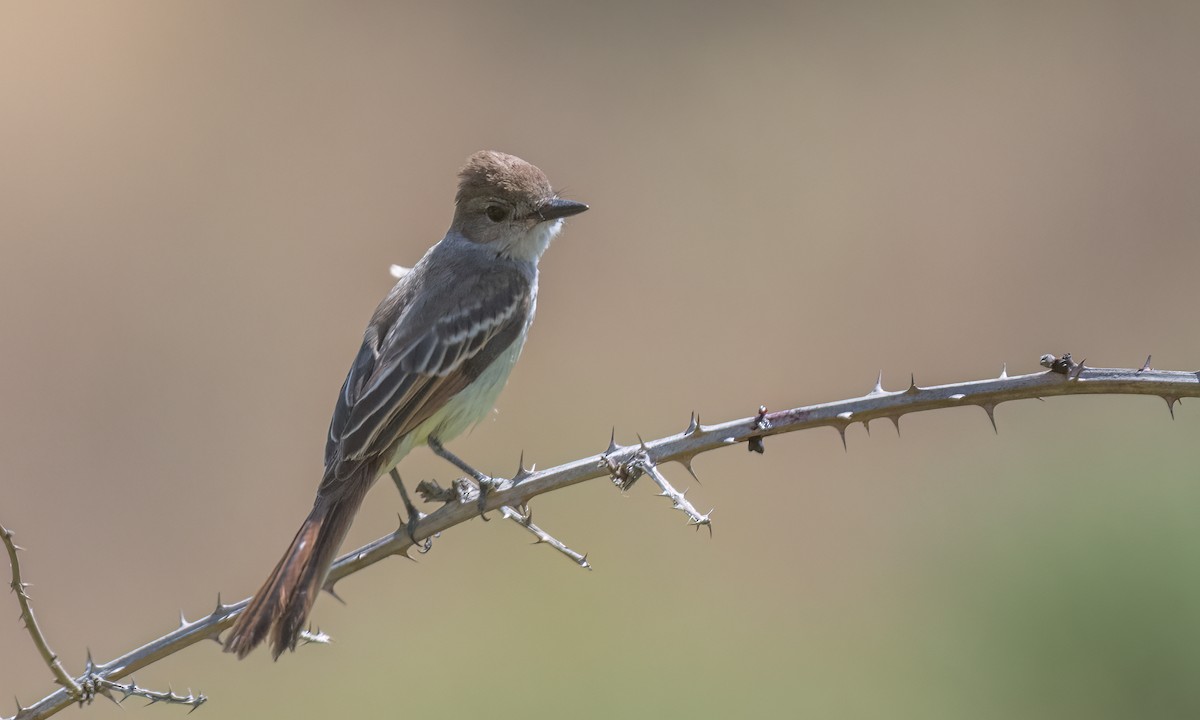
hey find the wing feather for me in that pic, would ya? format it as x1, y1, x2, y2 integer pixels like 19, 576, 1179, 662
323, 265, 531, 482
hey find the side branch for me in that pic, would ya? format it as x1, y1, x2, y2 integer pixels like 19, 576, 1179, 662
10, 356, 1200, 720
2, 526, 80, 697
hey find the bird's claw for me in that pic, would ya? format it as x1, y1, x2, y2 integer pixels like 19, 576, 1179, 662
407, 514, 433, 553
476, 475, 497, 520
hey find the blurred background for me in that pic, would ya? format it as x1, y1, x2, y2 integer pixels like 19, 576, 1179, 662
3, 2, 1200, 718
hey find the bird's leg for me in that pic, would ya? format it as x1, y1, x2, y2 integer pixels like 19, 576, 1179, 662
427, 437, 495, 520
389, 468, 431, 552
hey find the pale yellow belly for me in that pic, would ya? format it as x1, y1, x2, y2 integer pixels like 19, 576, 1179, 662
381, 330, 527, 473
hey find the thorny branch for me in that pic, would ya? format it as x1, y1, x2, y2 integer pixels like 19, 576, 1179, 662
2, 526, 79, 696
499, 505, 592, 569
6, 353, 1200, 720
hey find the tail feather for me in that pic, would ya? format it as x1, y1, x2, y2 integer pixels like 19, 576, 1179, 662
225, 488, 366, 659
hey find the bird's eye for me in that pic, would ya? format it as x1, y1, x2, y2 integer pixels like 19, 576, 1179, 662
485, 205, 508, 222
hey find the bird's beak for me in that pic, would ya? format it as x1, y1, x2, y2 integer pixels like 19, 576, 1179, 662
535, 197, 589, 221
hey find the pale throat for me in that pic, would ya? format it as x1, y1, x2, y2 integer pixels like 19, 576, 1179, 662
501, 218, 563, 262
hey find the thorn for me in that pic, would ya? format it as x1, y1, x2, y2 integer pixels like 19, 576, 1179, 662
834, 412, 853, 450
981, 403, 998, 433
214, 593, 225, 613
1164, 395, 1179, 420
324, 583, 347, 605
889, 415, 901, 437
513, 452, 533, 482
677, 455, 701, 483
871, 371, 885, 395
905, 374, 919, 394
684, 412, 699, 436
637, 434, 650, 453
1070, 358, 1087, 380
179, 610, 188, 628
999, 363, 1008, 379
85, 648, 96, 674
606, 428, 620, 454
1139, 355, 1153, 372
863, 419, 871, 436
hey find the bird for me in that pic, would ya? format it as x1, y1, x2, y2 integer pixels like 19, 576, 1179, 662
224, 151, 588, 658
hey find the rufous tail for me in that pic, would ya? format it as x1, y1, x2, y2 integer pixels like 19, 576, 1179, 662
224, 485, 367, 659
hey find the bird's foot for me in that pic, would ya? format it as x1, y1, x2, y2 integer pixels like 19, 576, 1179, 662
390, 468, 432, 552
475, 474, 498, 520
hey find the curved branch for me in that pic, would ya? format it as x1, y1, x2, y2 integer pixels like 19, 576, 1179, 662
9, 355, 1200, 720
2, 526, 80, 700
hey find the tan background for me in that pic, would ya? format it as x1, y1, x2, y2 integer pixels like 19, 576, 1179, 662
3, 2, 1200, 718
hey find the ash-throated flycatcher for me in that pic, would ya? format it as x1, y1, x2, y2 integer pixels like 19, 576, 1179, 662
224, 151, 587, 658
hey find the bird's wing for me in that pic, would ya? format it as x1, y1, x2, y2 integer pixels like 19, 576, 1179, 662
322, 263, 531, 487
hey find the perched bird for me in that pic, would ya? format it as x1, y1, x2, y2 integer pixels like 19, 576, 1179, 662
224, 151, 587, 658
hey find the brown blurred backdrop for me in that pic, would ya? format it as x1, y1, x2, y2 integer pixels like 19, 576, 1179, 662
3, 2, 1200, 718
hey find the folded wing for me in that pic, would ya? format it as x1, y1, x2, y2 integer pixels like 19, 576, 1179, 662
322, 266, 531, 490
